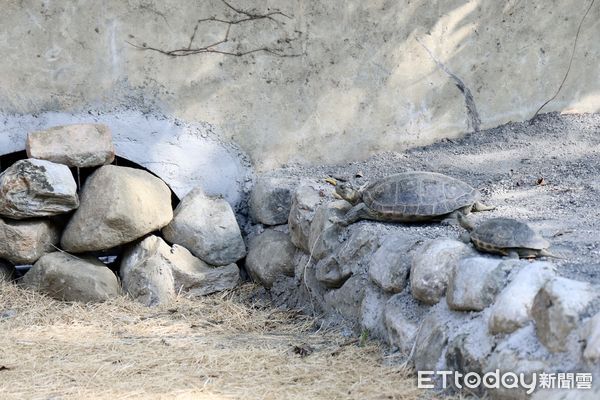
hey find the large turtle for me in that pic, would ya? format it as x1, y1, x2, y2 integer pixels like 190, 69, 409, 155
457, 214, 557, 258
334, 171, 494, 225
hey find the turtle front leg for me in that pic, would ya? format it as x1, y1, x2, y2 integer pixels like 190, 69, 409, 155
472, 201, 495, 212
335, 203, 373, 226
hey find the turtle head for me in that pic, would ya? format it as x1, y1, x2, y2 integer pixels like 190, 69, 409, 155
335, 182, 361, 205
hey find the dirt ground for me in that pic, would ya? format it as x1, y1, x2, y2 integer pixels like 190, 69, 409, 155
273, 112, 600, 284
0, 282, 434, 400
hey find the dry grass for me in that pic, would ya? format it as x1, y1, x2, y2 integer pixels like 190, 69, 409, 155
0, 282, 429, 400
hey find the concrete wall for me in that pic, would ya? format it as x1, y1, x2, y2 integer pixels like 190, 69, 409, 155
0, 0, 598, 170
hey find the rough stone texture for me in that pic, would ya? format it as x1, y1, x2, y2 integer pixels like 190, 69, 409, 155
121, 235, 240, 306
323, 275, 367, 326
249, 176, 294, 225
307, 200, 351, 260
22, 252, 120, 302
488, 261, 556, 335
245, 229, 295, 289
315, 225, 380, 288
582, 312, 600, 364
0, 218, 60, 264
162, 187, 245, 266
61, 165, 173, 252
26, 123, 115, 167
0, 2, 597, 170
414, 311, 449, 372
446, 257, 508, 312
360, 283, 390, 340
532, 277, 599, 353
0, 159, 79, 219
368, 233, 423, 294
410, 238, 473, 305
288, 183, 326, 252
383, 294, 418, 352
0, 261, 15, 282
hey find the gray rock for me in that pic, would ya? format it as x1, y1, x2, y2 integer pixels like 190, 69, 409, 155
414, 311, 449, 372
446, 257, 509, 311
582, 311, 600, 364
369, 233, 423, 294
315, 226, 380, 288
245, 229, 295, 289
308, 200, 351, 260
323, 274, 367, 326
293, 251, 326, 313
0, 261, 15, 282
121, 235, 240, 306
0, 159, 79, 219
22, 252, 120, 302
61, 165, 173, 252
162, 187, 245, 266
488, 261, 556, 335
288, 183, 327, 252
0, 218, 60, 264
532, 277, 599, 353
26, 124, 115, 168
249, 176, 294, 225
410, 238, 473, 305
383, 294, 418, 352
360, 283, 391, 340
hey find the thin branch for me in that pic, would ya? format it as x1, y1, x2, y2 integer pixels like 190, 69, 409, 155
128, 0, 300, 58
530, 0, 596, 121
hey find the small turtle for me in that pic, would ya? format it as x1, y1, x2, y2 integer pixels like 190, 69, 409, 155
457, 214, 557, 258
334, 171, 494, 225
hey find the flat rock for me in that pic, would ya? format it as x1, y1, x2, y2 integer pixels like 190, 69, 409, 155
121, 235, 240, 306
61, 165, 173, 252
26, 124, 115, 167
410, 238, 473, 305
383, 294, 418, 352
162, 187, 245, 266
488, 261, 556, 335
0, 218, 60, 264
446, 257, 508, 312
288, 183, 327, 252
308, 200, 351, 260
249, 176, 294, 225
532, 277, 599, 352
369, 233, 423, 294
245, 229, 295, 288
22, 252, 120, 302
0, 159, 79, 219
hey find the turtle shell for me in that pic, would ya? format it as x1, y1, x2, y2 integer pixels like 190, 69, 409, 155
470, 218, 550, 250
361, 172, 480, 218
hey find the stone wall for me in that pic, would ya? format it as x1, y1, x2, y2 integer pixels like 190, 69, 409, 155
1, 0, 599, 170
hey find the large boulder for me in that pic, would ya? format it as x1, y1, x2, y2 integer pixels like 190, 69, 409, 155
0, 218, 60, 264
288, 183, 327, 252
323, 275, 368, 326
162, 188, 245, 266
249, 176, 294, 225
410, 238, 473, 305
0, 159, 79, 219
369, 233, 423, 294
26, 124, 115, 168
531, 277, 599, 352
307, 200, 351, 260
22, 252, 120, 302
360, 283, 391, 340
488, 261, 556, 335
121, 235, 240, 306
245, 229, 295, 288
383, 294, 418, 352
61, 165, 173, 252
446, 257, 508, 312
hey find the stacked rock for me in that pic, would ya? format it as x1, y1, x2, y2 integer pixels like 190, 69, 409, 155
1, 124, 245, 306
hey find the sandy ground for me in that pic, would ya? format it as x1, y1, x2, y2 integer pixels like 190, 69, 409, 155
272, 112, 600, 284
